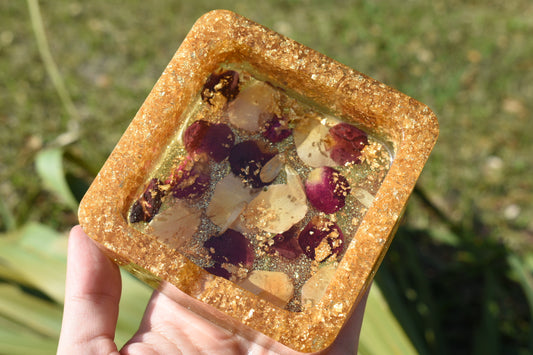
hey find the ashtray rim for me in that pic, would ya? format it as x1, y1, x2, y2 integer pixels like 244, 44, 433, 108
79, 9, 438, 352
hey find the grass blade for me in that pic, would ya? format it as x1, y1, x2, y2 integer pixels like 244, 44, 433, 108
27, 0, 76, 119
0, 198, 16, 231
508, 254, 533, 351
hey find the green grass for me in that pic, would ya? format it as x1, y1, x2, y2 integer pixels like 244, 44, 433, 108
1, 0, 532, 354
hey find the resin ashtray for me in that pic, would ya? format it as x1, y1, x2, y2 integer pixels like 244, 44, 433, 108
79, 10, 438, 353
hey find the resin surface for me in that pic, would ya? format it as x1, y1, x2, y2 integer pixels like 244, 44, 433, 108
128, 66, 392, 311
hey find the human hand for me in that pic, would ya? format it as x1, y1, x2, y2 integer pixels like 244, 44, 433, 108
57, 226, 368, 354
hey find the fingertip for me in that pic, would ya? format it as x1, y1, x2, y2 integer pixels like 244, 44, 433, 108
69, 224, 85, 237
67, 225, 88, 254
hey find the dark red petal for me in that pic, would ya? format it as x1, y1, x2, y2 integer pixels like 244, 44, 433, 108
305, 167, 351, 214
129, 201, 146, 223
329, 123, 367, 143
328, 123, 368, 165
129, 178, 164, 223
298, 217, 344, 261
204, 229, 254, 267
168, 156, 211, 200
271, 227, 302, 259
203, 123, 235, 162
183, 120, 209, 154
201, 70, 240, 104
262, 114, 292, 143
183, 120, 235, 162
229, 140, 276, 188
204, 263, 232, 280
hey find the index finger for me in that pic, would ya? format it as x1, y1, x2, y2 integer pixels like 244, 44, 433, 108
57, 225, 122, 355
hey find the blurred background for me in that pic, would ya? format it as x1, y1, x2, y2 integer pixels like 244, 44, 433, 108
1, 1, 532, 354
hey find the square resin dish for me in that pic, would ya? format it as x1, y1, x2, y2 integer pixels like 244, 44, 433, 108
79, 10, 438, 353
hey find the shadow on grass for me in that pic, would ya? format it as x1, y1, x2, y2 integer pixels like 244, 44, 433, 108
377, 187, 532, 355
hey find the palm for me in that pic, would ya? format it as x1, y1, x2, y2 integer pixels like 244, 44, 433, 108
57, 226, 365, 354
122, 290, 297, 354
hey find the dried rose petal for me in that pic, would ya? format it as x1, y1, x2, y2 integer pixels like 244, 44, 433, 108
327, 123, 368, 165
148, 200, 201, 249
204, 229, 254, 267
201, 70, 239, 104
301, 263, 337, 309
229, 140, 276, 188
298, 216, 344, 262
238, 270, 294, 308
167, 155, 210, 200
204, 263, 232, 280
293, 116, 336, 168
183, 120, 235, 162
226, 81, 279, 132
183, 120, 209, 153
243, 166, 308, 234
305, 166, 351, 214
129, 178, 164, 223
294, 117, 369, 167
207, 173, 259, 232
271, 227, 302, 259
262, 114, 292, 143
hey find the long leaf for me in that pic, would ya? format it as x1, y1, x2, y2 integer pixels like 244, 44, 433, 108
0, 198, 16, 231
0, 222, 152, 350
35, 147, 78, 211
27, 0, 81, 127
7, 223, 423, 354
374, 266, 430, 355
359, 284, 418, 355
0, 284, 62, 338
472, 270, 501, 355
508, 254, 533, 351
0, 331, 58, 355
0, 223, 67, 303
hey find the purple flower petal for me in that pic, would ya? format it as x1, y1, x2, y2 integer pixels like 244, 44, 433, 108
327, 123, 368, 165
167, 155, 210, 200
229, 140, 276, 188
262, 114, 292, 143
204, 229, 254, 267
305, 166, 351, 214
204, 263, 232, 280
298, 217, 344, 262
183, 120, 235, 162
271, 227, 302, 259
